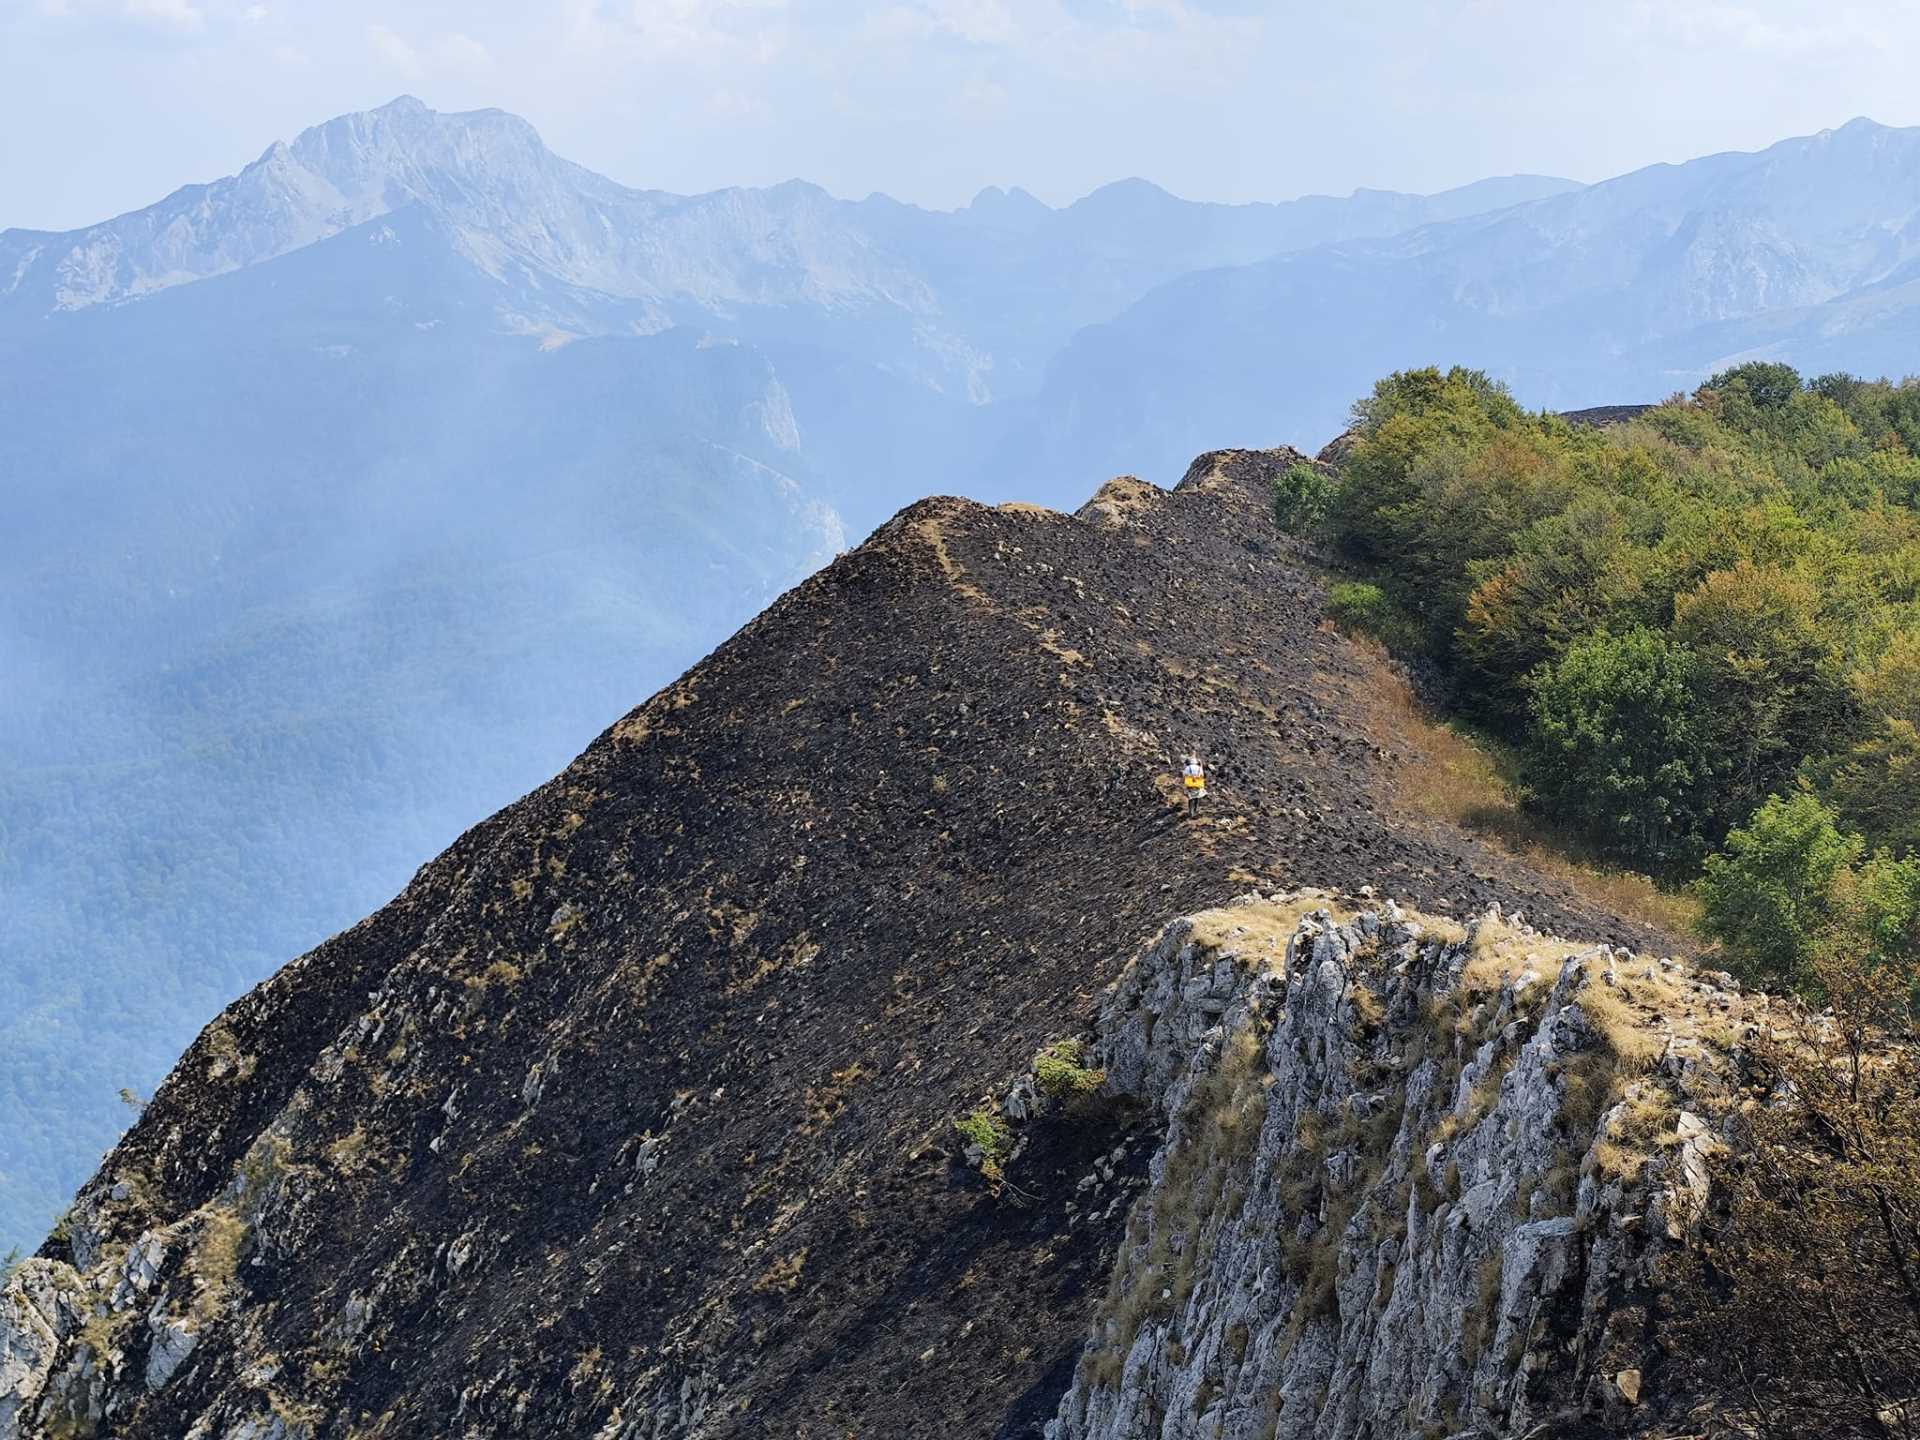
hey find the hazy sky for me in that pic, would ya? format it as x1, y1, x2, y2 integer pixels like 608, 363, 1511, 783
4, 0, 1919, 230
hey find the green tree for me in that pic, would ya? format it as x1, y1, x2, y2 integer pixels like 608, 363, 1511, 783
1523, 627, 1707, 865
1313, 365, 1920, 906
1819, 718, 1920, 858
1271, 462, 1335, 538
1696, 793, 1863, 990
1462, 490, 1652, 707
1702, 361, 1804, 413
1672, 560, 1859, 830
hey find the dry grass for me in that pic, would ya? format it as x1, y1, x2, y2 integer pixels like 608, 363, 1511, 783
752, 1248, 808, 1295
1185, 892, 1351, 973
1430, 1053, 1512, 1146
190, 1207, 249, 1322
76, 1300, 136, 1360
1461, 917, 1586, 996
326, 1126, 369, 1173
1336, 636, 1699, 940
1084, 1025, 1269, 1384
203, 1018, 258, 1082
1590, 1084, 1681, 1183
1578, 980, 1667, 1073
1460, 1251, 1506, 1363
1553, 961, 1737, 1175
465, 958, 525, 992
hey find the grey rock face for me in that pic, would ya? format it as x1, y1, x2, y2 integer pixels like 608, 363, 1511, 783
0, 1262, 83, 1437
1049, 896, 1746, 1440
0, 1127, 308, 1439
143, 1314, 197, 1394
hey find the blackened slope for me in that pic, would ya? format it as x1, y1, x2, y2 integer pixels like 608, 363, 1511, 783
1561, 403, 1655, 427
42, 449, 1669, 1440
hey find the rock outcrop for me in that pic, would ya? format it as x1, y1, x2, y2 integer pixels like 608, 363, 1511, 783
1045, 894, 1753, 1440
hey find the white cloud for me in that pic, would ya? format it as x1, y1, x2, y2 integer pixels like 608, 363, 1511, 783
561, 0, 789, 63
367, 21, 419, 72
367, 23, 495, 77
434, 31, 493, 72
919, 0, 1017, 45
706, 86, 767, 120
1626, 1, 1892, 58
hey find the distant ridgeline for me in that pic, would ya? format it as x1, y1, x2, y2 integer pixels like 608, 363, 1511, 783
1301, 363, 1920, 996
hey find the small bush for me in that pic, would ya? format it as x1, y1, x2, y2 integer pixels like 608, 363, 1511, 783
1032, 1038, 1106, 1101
1698, 791, 1920, 996
954, 1107, 1012, 1176
1273, 461, 1336, 537
1325, 581, 1423, 654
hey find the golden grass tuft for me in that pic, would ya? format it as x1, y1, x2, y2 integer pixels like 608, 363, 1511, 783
1430, 1053, 1512, 1146
752, 1248, 808, 1295
190, 1207, 249, 1322
1332, 635, 1699, 940
1577, 979, 1666, 1073
1590, 1082, 1681, 1183
326, 1126, 369, 1173
1185, 892, 1351, 973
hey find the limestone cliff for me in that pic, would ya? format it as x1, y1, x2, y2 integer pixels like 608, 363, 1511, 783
1036, 894, 1756, 1440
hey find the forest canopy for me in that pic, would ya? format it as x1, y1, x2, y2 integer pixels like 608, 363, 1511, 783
1310, 363, 1920, 992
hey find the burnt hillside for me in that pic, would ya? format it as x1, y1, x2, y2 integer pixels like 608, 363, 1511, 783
9, 450, 1676, 1439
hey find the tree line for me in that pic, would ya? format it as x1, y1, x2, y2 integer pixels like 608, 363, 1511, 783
1288, 363, 1920, 995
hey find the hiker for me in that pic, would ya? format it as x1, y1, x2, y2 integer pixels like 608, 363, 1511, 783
1182, 754, 1207, 816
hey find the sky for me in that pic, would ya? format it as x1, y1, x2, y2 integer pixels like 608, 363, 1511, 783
4, 0, 1920, 231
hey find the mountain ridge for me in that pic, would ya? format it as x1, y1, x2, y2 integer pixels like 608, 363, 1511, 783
1006, 114, 1920, 489
0, 449, 1691, 1438
0, 93, 1586, 400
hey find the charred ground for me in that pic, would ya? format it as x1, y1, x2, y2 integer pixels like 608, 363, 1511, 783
37, 450, 1680, 1439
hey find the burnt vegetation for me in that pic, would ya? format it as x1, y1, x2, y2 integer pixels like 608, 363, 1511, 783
31, 449, 1682, 1439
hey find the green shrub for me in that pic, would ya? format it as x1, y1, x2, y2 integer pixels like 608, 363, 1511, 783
1697, 793, 1862, 989
954, 1107, 1012, 1173
1697, 793, 1919, 995
1273, 462, 1336, 537
1524, 627, 1708, 868
1325, 581, 1423, 654
1032, 1038, 1107, 1101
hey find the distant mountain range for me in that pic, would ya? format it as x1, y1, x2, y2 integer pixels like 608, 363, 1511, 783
1010, 116, 1920, 485
0, 96, 1915, 1251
